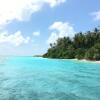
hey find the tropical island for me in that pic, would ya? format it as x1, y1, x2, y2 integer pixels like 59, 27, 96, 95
43, 28, 100, 61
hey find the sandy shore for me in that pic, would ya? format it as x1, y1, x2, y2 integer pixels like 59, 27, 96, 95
73, 59, 100, 64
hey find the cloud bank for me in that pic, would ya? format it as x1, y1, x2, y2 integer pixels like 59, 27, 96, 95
47, 21, 75, 44
0, 0, 66, 47
0, 0, 66, 26
0, 31, 30, 46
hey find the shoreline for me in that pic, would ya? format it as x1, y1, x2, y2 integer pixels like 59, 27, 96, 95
73, 59, 100, 64
42, 57, 100, 64
42, 57, 100, 63
0, 56, 100, 64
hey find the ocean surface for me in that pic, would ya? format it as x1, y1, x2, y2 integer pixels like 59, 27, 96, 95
0, 56, 100, 100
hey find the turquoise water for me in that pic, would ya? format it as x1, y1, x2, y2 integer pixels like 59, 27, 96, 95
0, 57, 100, 100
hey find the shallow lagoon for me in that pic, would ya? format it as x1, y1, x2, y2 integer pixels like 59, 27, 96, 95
0, 57, 100, 100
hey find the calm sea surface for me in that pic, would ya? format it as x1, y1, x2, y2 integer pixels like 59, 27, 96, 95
0, 57, 100, 100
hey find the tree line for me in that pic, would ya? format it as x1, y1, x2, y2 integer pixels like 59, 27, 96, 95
43, 28, 100, 60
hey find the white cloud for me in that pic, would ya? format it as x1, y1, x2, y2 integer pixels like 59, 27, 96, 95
91, 10, 100, 21
45, 0, 66, 7
0, 31, 30, 46
0, 0, 66, 27
33, 31, 40, 36
47, 32, 58, 44
47, 21, 75, 44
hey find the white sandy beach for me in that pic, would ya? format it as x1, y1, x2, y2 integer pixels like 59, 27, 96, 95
73, 59, 100, 64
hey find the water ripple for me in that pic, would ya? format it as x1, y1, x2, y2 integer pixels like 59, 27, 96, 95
0, 57, 100, 100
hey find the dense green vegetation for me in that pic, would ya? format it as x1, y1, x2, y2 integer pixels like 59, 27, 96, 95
43, 28, 100, 61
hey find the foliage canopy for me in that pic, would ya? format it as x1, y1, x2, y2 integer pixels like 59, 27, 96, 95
43, 28, 100, 61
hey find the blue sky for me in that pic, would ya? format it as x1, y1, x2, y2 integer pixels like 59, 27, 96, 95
0, 0, 100, 56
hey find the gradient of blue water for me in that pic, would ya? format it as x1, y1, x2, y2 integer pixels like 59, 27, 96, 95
0, 57, 100, 100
